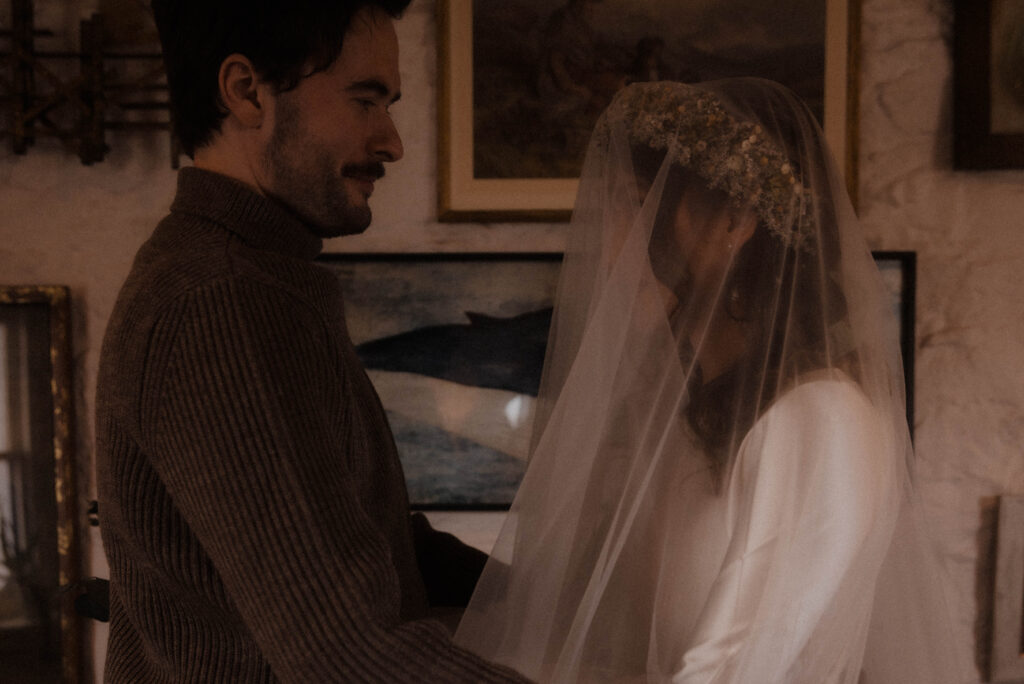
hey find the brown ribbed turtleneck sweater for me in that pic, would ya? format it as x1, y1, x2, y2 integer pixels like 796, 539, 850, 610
96, 168, 527, 682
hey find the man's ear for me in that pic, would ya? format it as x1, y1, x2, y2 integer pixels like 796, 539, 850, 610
217, 54, 265, 129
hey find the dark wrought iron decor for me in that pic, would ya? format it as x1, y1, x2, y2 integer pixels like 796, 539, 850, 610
0, 0, 176, 166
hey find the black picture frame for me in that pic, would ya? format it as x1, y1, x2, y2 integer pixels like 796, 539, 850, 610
872, 251, 916, 438
991, 495, 1024, 682
954, 0, 1024, 169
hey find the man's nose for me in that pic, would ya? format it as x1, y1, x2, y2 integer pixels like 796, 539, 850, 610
373, 114, 404, 162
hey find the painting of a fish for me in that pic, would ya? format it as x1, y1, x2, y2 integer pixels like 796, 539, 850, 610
317, 254, 561, 508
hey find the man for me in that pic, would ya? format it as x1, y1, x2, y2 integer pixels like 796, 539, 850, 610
95, 1, 528, 680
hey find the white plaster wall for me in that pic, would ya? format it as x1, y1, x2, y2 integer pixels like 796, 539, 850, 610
0, 136, 176, 682
859, 0, 1024, 678
1, 0, 1021, 681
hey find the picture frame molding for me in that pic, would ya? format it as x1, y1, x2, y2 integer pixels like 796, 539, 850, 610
437, 0, 861, 222
953, 0, 1024, 169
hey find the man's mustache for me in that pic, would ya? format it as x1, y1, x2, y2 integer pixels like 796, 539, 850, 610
343, 162, 386, 180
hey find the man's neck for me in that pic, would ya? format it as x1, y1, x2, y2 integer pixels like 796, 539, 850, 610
193, 139, 265, 198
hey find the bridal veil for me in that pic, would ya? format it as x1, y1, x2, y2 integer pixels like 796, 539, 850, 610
455, 79, 962, 683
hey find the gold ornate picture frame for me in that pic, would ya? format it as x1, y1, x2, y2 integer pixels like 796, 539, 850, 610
438, 0, 860, 222
0, 285, 80, 684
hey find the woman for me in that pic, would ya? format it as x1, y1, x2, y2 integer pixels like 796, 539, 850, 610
455, 79, 961, 682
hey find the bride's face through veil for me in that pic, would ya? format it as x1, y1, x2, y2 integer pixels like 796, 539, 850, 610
648, 185, 754, 306
639, 163, 760, 380
624, 91, 850, 474
670, 198, 757, 309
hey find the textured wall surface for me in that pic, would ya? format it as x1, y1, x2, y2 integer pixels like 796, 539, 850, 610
1, 0, 1022, 681
859, 1, 1024, 679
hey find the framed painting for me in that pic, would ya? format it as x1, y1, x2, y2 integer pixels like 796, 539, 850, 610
954, 0, 1024, 168
0, 286, 80, 683
991, 495, 1024, 682
438, 0, 860, 222
319, 251, 912, 513
873, 251, 916, 437
317, 253, 561, 509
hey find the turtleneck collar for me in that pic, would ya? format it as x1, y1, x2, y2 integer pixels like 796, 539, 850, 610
170, 167, 323, 261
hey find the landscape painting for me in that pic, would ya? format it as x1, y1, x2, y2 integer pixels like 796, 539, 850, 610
438, 0, 854, 219
318, 254, 560, 509
471, 0, 827, 180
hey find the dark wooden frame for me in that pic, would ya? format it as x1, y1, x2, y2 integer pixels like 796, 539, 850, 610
954, 0, 1024, 169
437, 0, 861, 221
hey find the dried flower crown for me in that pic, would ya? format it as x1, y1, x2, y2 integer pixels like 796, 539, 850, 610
595, 82, 815, 250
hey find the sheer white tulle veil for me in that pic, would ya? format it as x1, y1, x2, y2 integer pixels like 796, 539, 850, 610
454, 79, 963, 683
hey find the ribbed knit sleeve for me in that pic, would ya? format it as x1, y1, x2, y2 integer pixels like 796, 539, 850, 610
140, 276, 527, 683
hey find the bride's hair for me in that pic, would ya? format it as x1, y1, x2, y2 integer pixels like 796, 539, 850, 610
631, 95, 852, 472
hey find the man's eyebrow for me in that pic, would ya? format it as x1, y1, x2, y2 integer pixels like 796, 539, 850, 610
347, 78, 402, 104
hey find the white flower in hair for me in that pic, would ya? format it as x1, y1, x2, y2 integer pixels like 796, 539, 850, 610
594, 82, 816, 251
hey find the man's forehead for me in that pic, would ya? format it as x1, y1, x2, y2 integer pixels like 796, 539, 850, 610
332, 11, 400, 92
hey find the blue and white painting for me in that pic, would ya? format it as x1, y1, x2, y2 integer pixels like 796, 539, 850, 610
319, 255, 561, 508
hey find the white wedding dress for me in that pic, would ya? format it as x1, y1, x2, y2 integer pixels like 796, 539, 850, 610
670, 374, 897, 682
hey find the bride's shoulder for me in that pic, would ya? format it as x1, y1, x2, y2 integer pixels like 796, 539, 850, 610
734, 370, 894, 479
769, 369, 874, 421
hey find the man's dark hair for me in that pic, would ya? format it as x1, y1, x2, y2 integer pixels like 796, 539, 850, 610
151, 0, 411, 157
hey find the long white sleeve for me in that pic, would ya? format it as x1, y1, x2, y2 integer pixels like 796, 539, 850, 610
674, 376, 901, 684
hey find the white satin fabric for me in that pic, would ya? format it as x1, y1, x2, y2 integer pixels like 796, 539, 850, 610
455, 79, 962, 683
672, 373, 898, 683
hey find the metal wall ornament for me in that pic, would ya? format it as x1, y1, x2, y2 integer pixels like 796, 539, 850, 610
0, 0, 177, 166
0, 285, 80, 684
